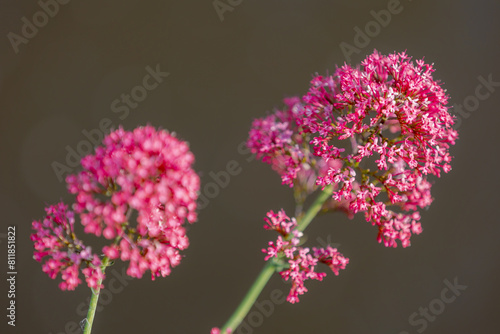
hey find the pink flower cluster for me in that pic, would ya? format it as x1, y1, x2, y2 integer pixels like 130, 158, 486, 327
66, 126, 199, 279
31, 203, 104, 290
32, 126, 200, 290
262, 210, 348, 303
248, 51, 458, 247
247, 97, 352, 214
247, 98, 336, 192
247, 97, 308, 187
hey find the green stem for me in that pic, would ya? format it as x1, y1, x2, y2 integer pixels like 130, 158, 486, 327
221, 261, 276, 333
220, 185, 333, 332
296, 185, 333, 232
83, 257, 110, 334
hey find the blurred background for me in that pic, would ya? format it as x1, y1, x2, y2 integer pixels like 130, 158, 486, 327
1, 0, 499, 333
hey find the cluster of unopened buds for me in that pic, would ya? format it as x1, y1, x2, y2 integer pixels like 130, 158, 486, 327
31, 126, 200, 290
247, 50, 457, 302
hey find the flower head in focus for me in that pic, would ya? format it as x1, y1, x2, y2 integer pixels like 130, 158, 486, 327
249, 51, 458, 248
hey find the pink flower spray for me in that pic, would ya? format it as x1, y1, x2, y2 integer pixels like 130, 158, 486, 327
247, 50, 457, 304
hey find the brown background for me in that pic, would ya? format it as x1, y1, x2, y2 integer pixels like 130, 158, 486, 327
1, 0, 499, 333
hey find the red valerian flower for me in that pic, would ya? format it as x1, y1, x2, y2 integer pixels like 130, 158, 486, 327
262, 210, 348, 303
32, 126, 200, 289
249, 51, 458, 248
31, 202, 103, 290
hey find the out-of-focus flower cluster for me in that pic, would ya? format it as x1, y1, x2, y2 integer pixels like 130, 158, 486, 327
31, 203, 104, 290
248, 50, 458, 248
247, 97, 352, 215
246, 98, 336, 192
247, 97, 314, 188
262, 210, 348, 303
31, 126, 200, 290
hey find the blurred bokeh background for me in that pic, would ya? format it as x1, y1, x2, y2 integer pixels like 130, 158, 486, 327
1, 0, 499, 333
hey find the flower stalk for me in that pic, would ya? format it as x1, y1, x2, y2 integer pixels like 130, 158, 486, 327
220, 261, 276, 333
220, 186, 333, 332
83, 256, 110, 334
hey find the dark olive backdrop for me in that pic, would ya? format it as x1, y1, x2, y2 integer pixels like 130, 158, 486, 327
1, 0, 499, 333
